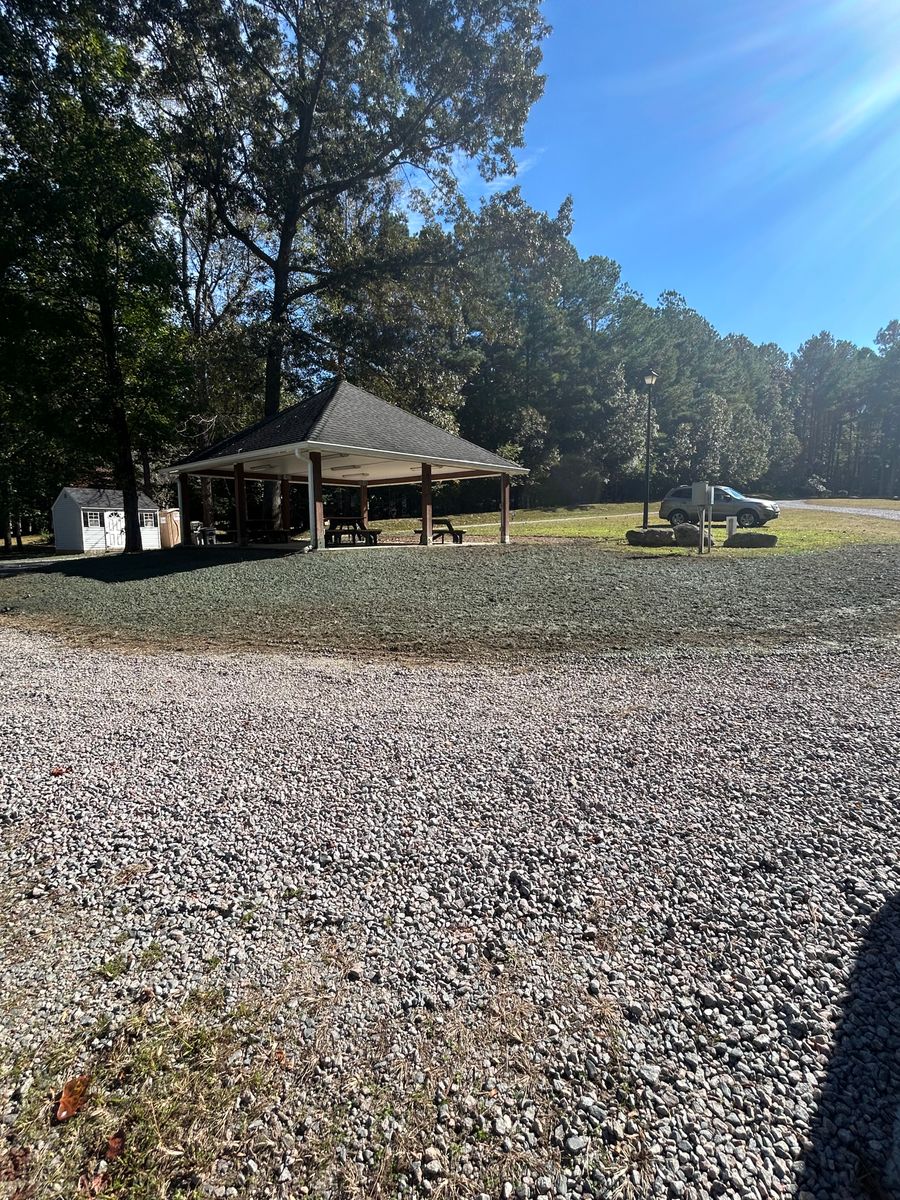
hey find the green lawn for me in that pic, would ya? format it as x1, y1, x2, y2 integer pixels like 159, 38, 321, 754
7, 500, 900, 561
377, 500, 900, 555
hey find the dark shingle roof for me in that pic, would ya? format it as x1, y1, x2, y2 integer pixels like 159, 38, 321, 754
172, 379, 525, 473
56, 488, 158, 509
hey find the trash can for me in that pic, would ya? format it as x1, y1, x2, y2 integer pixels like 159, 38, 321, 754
726, 517, 738, 539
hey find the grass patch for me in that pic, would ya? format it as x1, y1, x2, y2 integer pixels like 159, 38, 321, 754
0, 961, 645, 1199
2, 990, 282, 1200
96, 955, 128, 982
138, 942, 163, 969
285, 956, 645, 1200
375, 500, 641, 537
375, 500, 900, 555
720, 507, 900, 554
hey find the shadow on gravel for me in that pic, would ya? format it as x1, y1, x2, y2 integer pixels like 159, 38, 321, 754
799, 892, 900, 1200
0, 546, 302, 583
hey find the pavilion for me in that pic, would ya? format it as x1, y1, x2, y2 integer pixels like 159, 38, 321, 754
165, 378, 528, 548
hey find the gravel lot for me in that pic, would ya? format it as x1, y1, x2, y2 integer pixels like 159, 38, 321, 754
1, 542, 899, 659
2, 626, 899, 1198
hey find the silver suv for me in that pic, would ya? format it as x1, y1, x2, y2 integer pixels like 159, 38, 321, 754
659, 486, 780, 528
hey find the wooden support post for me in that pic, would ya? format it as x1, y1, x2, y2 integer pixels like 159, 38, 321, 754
499, 473, 511, 544
234, 463, 248, 546
420, 463, 432, 545
308, 451, 324, 549
280, 477, 292, 534
359, 483, 368, 524
177, 473, 192, 547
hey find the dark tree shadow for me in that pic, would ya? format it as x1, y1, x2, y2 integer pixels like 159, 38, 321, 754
799, 892, 900, 1200
0, 545, 304, 584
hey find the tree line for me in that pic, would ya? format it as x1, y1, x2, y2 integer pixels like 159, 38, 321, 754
2, 0, 898, 550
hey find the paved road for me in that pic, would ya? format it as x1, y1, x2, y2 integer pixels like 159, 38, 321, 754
779, 500, 900, 521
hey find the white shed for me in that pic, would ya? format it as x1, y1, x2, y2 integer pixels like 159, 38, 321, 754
52, 488, 161, 553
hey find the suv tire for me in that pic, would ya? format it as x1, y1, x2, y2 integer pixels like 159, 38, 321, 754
737, 508, 759, 528
668, 509, 689, 526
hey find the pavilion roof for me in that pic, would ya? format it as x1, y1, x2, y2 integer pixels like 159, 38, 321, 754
170, 379, 526, 481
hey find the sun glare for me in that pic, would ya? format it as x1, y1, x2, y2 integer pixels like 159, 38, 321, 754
816, 0, 900, 145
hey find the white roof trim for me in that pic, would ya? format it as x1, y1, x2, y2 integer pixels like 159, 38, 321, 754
303, 440, 528, 474
162, 439, 527, 478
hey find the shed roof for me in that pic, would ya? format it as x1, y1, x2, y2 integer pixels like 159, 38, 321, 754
169, 379, 526, 484
55, 488, 159, 510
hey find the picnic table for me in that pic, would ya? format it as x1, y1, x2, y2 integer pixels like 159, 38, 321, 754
414, 518, 467, 544
324, 516, 381, 547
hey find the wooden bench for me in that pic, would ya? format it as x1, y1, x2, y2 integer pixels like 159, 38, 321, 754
415, 518, 467, 544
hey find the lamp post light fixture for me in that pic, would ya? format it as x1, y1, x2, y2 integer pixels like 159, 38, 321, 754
642, 370, 659, 528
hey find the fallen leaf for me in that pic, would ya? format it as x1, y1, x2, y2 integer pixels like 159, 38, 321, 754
273, 1046, 296, 1070
50, 766, 68, 777
56, 1074, 91, 1121
106, 1132, 124, 1161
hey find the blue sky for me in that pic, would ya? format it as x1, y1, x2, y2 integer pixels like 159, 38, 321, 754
480, 0, 900, 353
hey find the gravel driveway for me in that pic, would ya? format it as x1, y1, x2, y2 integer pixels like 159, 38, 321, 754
2, 628, 899, 1198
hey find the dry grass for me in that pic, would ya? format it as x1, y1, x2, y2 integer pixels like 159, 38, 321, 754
288, 945, 646, 1199
0, 942, 648, 1200
0, 985, 304, 1200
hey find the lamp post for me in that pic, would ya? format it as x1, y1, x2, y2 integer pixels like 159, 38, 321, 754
642, 370, 659, 528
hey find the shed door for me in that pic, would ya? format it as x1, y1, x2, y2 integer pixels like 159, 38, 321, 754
104, 510, 126, 549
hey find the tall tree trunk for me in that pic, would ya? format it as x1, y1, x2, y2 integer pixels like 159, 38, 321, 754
0, 479, 11, 553
263, 251, 291, 417
139, 439, 153, 495
98, 293, 142, 553
263, 250, 292, 520
264, 333, 284, 419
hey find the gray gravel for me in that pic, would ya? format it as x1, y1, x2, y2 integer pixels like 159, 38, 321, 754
2, 628, 899, 1197
1, 542, 899, 660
